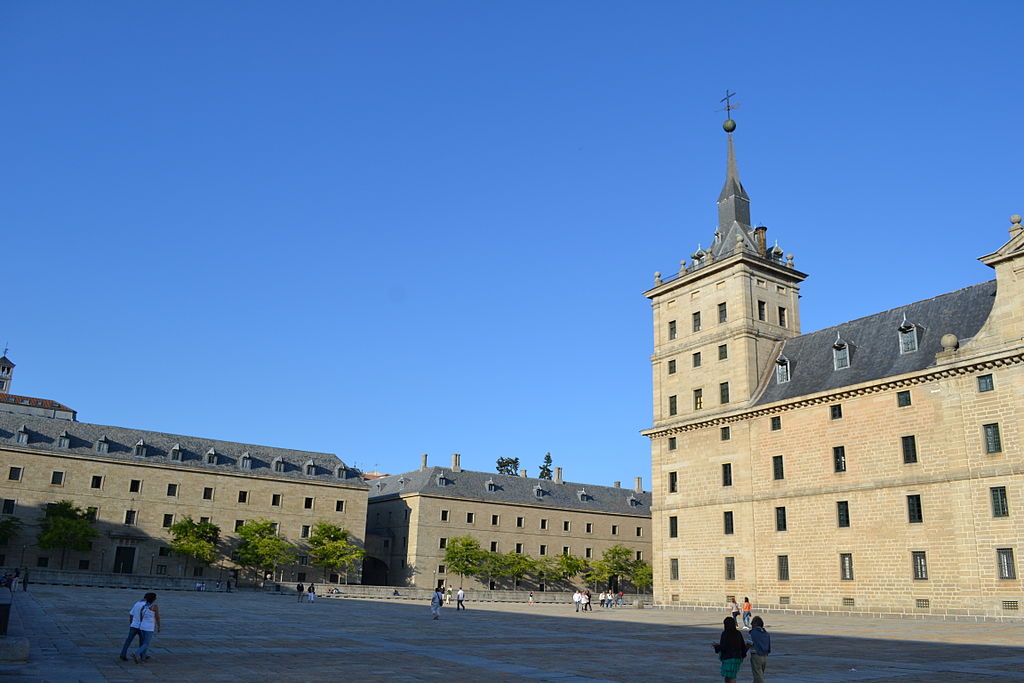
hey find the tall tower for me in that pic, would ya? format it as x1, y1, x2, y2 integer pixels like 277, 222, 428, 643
0, 353, 14, 394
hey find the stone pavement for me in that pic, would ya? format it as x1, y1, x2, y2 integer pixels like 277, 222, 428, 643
2, 585, 1024, 681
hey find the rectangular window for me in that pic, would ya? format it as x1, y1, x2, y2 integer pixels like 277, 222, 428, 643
301, 525, 310, 539
611, 525, 618, 535
668, 395, 678, 416
562, 546, 569, 555
440, 509, 449, 521
538, 544, 547, 556
670, 558, 679, 581
585, 522, 593, 533
778, 307, 788, 328
912, 551, 928, 580
668, 516, 678, 538
777, 555, 790, 581
167, 483, 178, 497
563, 520, 571, 532
722, 463, 732, 487
689, 353, 701, 371
718, 302, 728, 324
235, 520, 245, 531
721, 426, 730, 441
585, 547, 592, 559
203, 487, 214, 500
668, 320, 677, 340
50, 471, 64, 486
830, 404, 843, 420
304, 497, 314, 510
636, 526, 643, 537
199, 517, 209, 524
8, 466, 22, 481
897, 390, 912, 407
776, 360, 790, 383
667, 359, 676, 374
124, 510, 137, 525
718, 344, 728, 360
129, 479, 141, 493
515, 543, 523, 554
978, 374, 994, 392
757, 300, 766, 321
238, 491, 248, 504
636, 551, 643, 561
907, 494, 923, 523
692, 312, 701, 332
490, 541, 498, 552
840, 553, 854, 580
269, 493, 281, 507
439, 538, 447, 549
693, 389, 703, 410
668, 437, 677, 451
984, 423, 1003, 453
833, 446, 847, 473
91, 475, 103, 489
775, 506, 787, 531
837, 501, 850, 527
540, 519, 548, 530
902, 435, 918, 463
997, 548, 1017, 579
466, 512, 475, 523
991, 486, 1009, 517
335, 500, 345, 512
491, 514, 500, 526
155, 565, 167, 575
725, 556, 736, 581
723, 511, 734, 535
772, 455, 784, 480
1, 499, 14, 514
770, 416, 781, 431
516, 516, 524, 528
162, 513, 174, 528
719, 382, 730, 404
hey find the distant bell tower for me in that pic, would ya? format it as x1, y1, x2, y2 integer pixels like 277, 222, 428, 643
643, 105, 808, 431
0, 351, 13, 394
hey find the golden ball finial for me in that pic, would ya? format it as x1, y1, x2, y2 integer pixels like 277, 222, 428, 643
723, 119, 736, 133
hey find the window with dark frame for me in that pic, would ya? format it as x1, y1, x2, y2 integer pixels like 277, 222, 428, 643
902, 435, 918, 463
718, 302, 728, 324
723, 511, 734, 535
833, 446, 847, 473
772, 455, 784, 480
719, 382, 730, 404
778, 306, 788, 328
693, 389, 703, 410
670, 558, 679, 580
238, 490, 248, 504
668, 320, 677, 340
8, 467, 22, 481
692, 311, 701, 332
775, 506, 787, 531
978, 374, 994, 392
997, 548, 1017, 579
770, 416, 781, 431
203, 487, 214, 500
757, 300, 766, 321
668, 395, 678, 416
912, 551, 928, 580
167, 483, 178, 497
777, 555, 790, 581
840, 553, 854, 580
50, 471, 64, 486
668, 471, 678, 493
837, 501, 850, 527
668, 359, 676, 374
668, 516, 678, 538
984, 423, 1002, 453
692, 352, 702, 368
162, 513, 173, 528
725, 556, 736, 581
897, 390, 912, 407
722, 463, 732, 487
907, 494, 923, 523
830, 404, 843, 420
721, 426, 730, 441
668, 437, 677, 451
718, 344, 728, 360
991, 486, 1009, 517
129, 479, 141, 493
91, 475, 103, 489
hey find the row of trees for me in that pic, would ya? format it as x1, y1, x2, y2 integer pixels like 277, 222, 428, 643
496, 452, 556, 479
443, 536, 652, 593
0, 500, 364, 586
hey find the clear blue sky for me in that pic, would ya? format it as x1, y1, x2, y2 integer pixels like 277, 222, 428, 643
3, 2, 1021, 485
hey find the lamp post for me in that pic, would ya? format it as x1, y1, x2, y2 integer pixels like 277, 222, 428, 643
150, 553, 156, 574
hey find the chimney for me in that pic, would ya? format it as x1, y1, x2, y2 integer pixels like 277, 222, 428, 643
519, 469, 528, 478
754, 225, 768, 256
451, 453, 461, 472
420, 453, 428, 471
554, 467, 563, 484
634, 476, 643, 492
613, 481, 621, 488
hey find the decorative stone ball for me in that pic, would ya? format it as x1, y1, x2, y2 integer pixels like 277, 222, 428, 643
1011, 214, 1022, 225
940, 333, 959, 351
723, 119, 736, 133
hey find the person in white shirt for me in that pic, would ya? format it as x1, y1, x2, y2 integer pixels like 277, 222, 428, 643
122, 592, 160, 663
456, 587, 466, 610
430, 587, 444, 620
573, 590, 582, 612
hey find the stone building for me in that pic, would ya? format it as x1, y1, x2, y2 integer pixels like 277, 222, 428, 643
0, 361, 368, 584
364, 453, 651, 590
643, 119, 1023, 618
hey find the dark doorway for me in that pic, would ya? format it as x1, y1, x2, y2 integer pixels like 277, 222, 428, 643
113, 546, 136, 574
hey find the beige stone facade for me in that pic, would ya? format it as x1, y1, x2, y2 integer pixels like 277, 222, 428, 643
0, 412, 368, 585
364, 455, 651, 591
644, 126, 1023, 618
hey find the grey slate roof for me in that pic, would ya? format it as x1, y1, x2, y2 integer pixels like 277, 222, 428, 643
368, 467, 650, 517
0, 412, 367, 487
755, 280, 997, 405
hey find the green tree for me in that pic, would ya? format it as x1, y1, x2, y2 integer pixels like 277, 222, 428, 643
503, 552, 537, 589
630, 559, 653, 594
538, 453, 553, 480
588, 545, 634, 591
231, 519, 296, 587
476, 550, 512, 584
0, 517, 23, 545
36, 501, 98, 570
443, 536, 485, 583
308, 521, 365, 583
495, 457, 520, 475
551, 553, 590, 586
169, 516, 220, 576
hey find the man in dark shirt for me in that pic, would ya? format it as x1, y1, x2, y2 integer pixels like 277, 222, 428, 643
747, 616, 771, 683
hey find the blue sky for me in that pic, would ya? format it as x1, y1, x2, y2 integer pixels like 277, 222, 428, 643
2, 1, 1022, 485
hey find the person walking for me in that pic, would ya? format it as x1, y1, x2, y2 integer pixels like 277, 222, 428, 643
528, 591, 534, 605
445, 585, 452, 605
711, 616, 749, 683
742, 597, 752, 630
307, 583, 316, 603
581, 591, 591, 612
573, 590, 581, 612
747, 616, 771, 683
124, 593, 160, 663
728, 598, 740, 626
430, 586, 444, 620
296, 582, 305, 603
456, 587, 465, 610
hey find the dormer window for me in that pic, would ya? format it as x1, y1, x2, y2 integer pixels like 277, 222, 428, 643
436, 471, 448, 487
305, 461, 316, 475
134, 439, 147, 457
485, 478, 496, 492
775, 357, 790, 383
577, 489, 590, 502
206, 448, 217, 464
58, 431, 70, 449
335, 465, 346, 479
375, 481, 383, 493
170, 444, 182, 461
240, 452, 252, 470
398, 476, 407, 490
533, 484, 544, 498
833, 337, 850, 370
16, 425, 28, 444
96, 436, 109, 454
273, 457, 284, 472
898, 319, 918, 354
627, 494, 641, 507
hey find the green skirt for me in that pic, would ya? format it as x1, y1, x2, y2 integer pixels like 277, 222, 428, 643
720, 658, 743, 677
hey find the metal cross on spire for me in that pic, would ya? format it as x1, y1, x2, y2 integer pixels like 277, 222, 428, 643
717, 89, 740, 115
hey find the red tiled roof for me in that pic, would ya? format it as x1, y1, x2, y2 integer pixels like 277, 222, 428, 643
0, 392, 75, 412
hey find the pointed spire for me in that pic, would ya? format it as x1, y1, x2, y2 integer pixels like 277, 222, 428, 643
717, 124, 751, 230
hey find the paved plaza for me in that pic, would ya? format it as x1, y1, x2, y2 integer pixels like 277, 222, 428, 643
2, 585, 1024, 682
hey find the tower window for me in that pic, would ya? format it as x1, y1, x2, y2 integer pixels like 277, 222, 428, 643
692, 312, 701, 332
778, 307, 788, 328
978, 374, 994, 392
668, 437, 677, 451
668, 395, 677, 416
997, 548, 1017, 579
724, 556, 736, 581
840, 553, 854, 581
757, 300, 766, 321
273, 458, 285, 472
897, 390, 912, 407
777, 555, 790, 581
670, 558, 680, 580
984, 423, 1002, 453
718, 302, 728, 324
720, 426, 730, 441
775, 506, 787, 531
833, 446, 847, 473
837, 501, 850, 527
719, 382, 730, 404
830, 404, 842, 420
668, 471, 678, 493
775, 358, 790, 383
721, 463, 732, 487
668, 320, 677, 340
907, 494, 923, 523
91, 475, 103, 489
990, 486, 1008, 517
912, 551, 928, 580
902, 435, 918, 464
718, 344, 728, 360
693, 389, 703, 410
668, 516, 678, 538
723, 511, 734, 535
667, 359, 676, 374
770, 416, 781, 431
772, 455, 784, 480
692, 352, 702, 368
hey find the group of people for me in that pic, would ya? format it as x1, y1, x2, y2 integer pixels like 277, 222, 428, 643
713, 598, 771, 683
571, 589, 623, 612
296, 582, 317, 602
430, 586, 465, 618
